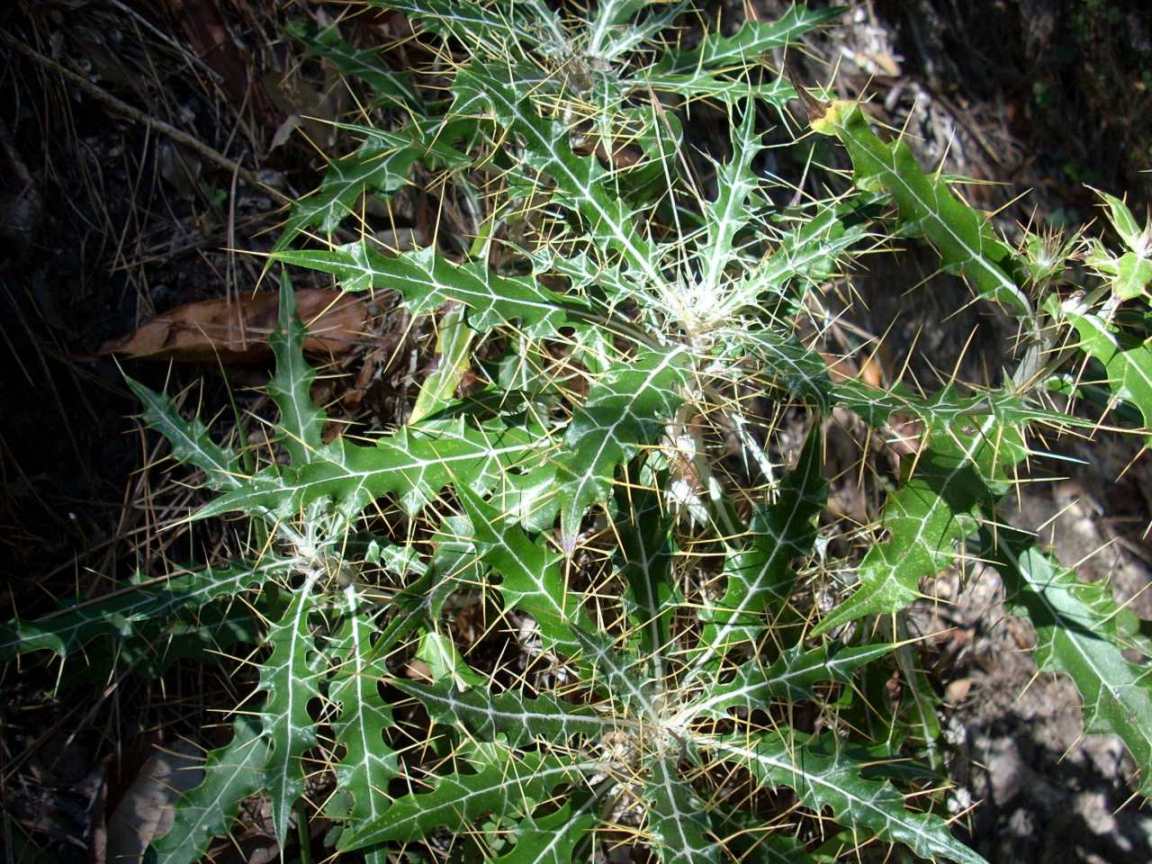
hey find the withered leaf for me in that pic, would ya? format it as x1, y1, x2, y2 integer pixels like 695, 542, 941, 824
100, 290, 369, 363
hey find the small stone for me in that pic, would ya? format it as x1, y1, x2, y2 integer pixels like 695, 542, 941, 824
946, 677, 973, 704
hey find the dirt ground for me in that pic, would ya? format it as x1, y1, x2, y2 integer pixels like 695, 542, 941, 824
2, 1, 1151, 862
802, 2, 1152, 861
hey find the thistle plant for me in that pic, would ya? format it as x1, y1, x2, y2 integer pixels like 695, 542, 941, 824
5, 2, 1152, 863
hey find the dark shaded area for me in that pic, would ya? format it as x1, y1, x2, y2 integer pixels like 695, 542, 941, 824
0, 113, 142, 601
0, 0, 296, 606
873, 0, 1152, 215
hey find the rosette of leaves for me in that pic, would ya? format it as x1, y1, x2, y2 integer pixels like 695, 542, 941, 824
6, 0, 1152, 861
332, 433, 990, 864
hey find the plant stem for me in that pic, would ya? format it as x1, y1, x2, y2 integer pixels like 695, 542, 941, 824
296, 800, 313, 864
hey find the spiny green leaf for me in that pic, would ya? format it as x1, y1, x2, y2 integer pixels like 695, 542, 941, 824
356, 517, 483, 669
374, 0, 567, 59
276, 119, 471, 248
147, 716, 269, 864
754, 208, 868, 319
326, 587, 397, 834
586, 0, 652, 57
424, 514, 482, 611
1096, 189, 1146, 250
616, 483, 679, 667
812, 100, 1029, 315
492, 801, 599, 864
750, 837, 816, 863
688, 426, 823, 680
1088, 188, 1152, 300
1112, 252, 1152, 300
410, 302, 475, 425
989, 526, 1152, 796
710, 810, 815, 863
279, 142, 422, 247
364, 557, 464, 670
699, 108, 763, 298
814, 417, 1027, 634
684, 643, 896, 719
268, 274, 325, 466
287, 19, 420, 108
82, 600, 264, 678
645, 755, 721, 863
456, 486, 594, 653
832, 380, 1078, 432
634, 71, 795, 106
453, 64, 664, 286
394, 679, 624, 744
338, 748, 588, 849
727, 328, 834, 406
574, 628, 660, 717
557, 347, 689, 543
416, 630, 487, 688
658, 6, 839, 74
260, 578, 321, 843
706, 732, 986, 864
590, 1, 687, 61
726, 341, 1072, 440
127, 378, 241, 491
590, 102, 683, 201
0, 560, 287, 661
197, 418, 549, 519
486, 461, 563, 532
272, 243, 582, 336
1057, 294, 1152, 439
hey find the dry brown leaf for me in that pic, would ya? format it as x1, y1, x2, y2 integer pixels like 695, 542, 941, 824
160, 0, 277, 128
99, 289, 369, 363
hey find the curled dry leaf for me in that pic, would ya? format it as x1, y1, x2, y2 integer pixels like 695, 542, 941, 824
99, 289, 369, 363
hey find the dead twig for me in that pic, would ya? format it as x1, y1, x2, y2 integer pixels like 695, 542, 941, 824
1, 33, 290, 205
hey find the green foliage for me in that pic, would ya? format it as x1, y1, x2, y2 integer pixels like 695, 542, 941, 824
813, 420, 1029, 634
146, 716, 269, 864
1055, 292, 1152, 441
276, 121, 463, 249
0, 561, 284, 661
326, 587, 396, 852
274, 242, 580, 333
708, 731, 985, 864
812, 100, 1030, 314
340, 748, 587, 848
990, 527, 1152, 796
1085, 189, 1152, 300
9, 1, 1152, 862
